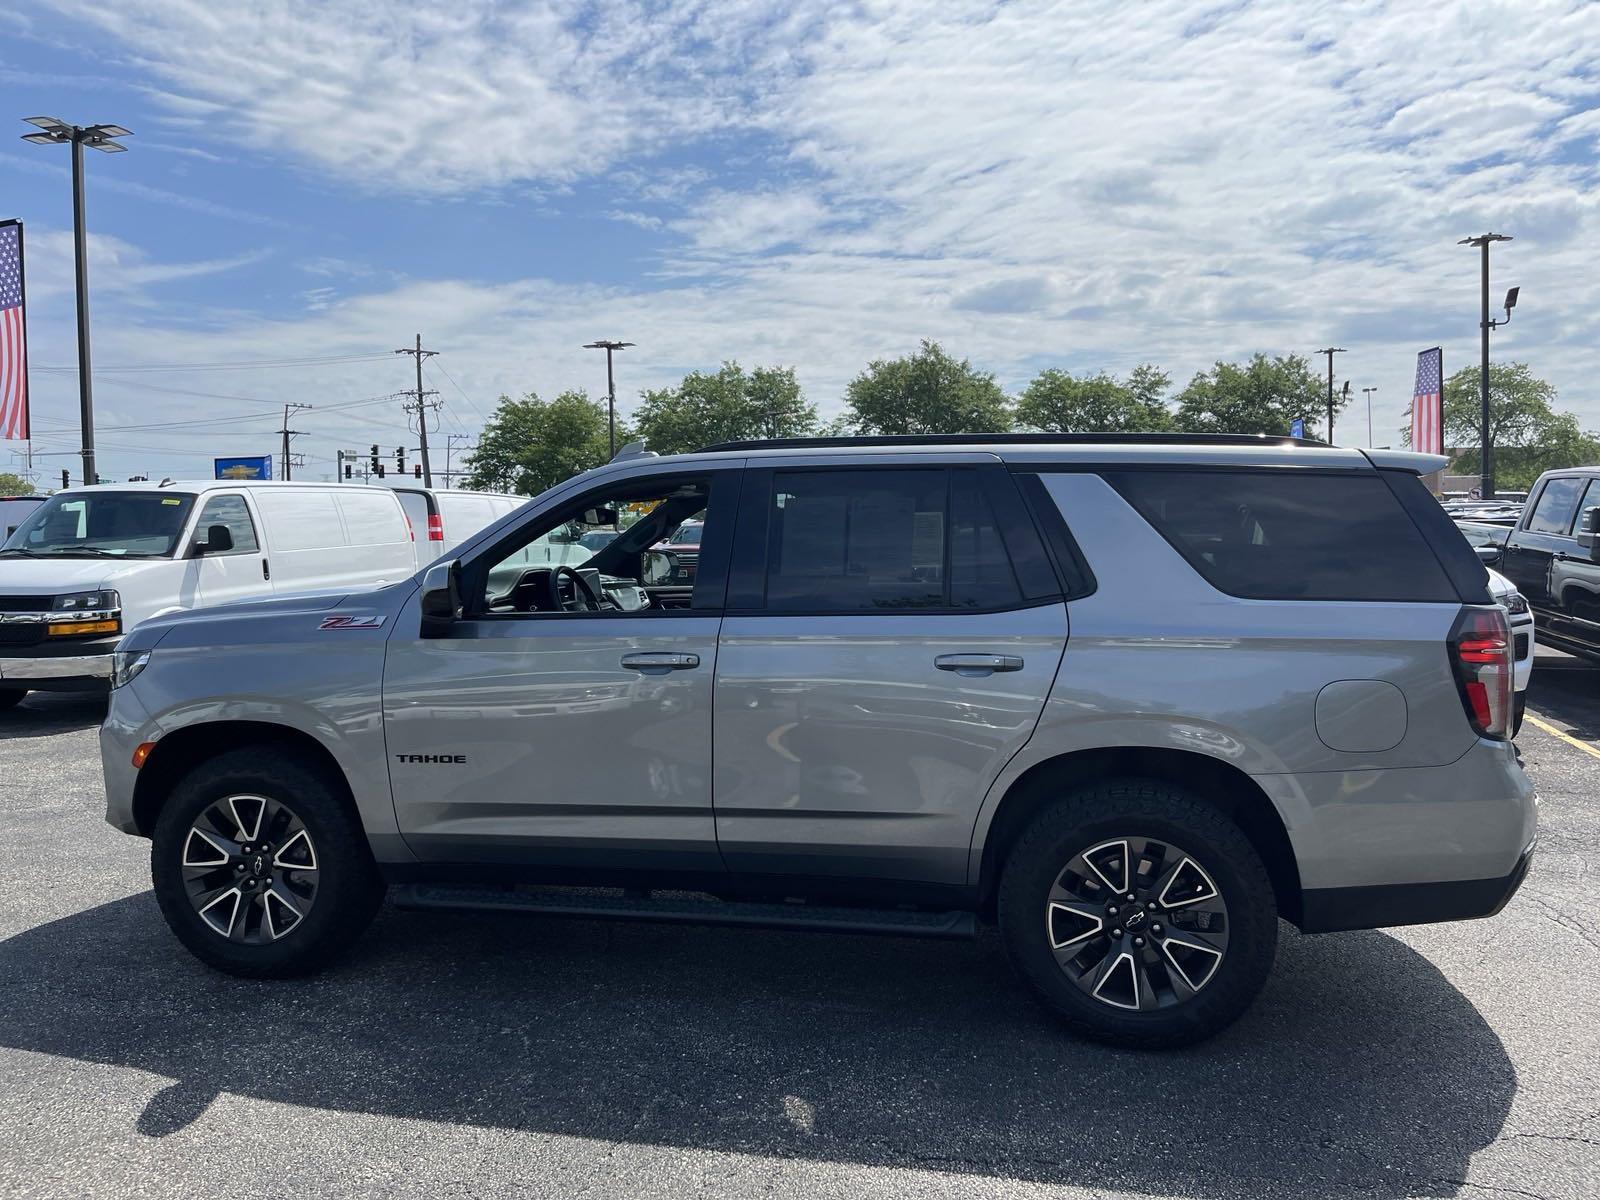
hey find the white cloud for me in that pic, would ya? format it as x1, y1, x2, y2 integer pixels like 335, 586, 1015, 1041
19, 0, 1600, 483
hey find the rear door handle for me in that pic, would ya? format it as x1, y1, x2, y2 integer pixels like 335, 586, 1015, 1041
262, 558, 270, 581
935, 653, 1024, 677
621, 652, 700, 674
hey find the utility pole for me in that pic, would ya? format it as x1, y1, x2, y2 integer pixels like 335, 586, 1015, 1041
22, 117, 133, 484
395, 334, 440, 486
278, 402, 311, 480
583, 340, 634, 458
1362, 387, 1377, 448
1458, 233, 1514, 499
1315, 347, 1345, 444
444, 433, 471, 487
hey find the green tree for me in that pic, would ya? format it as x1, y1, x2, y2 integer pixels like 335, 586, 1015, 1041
0, 472, 34, 496
842, 340, 1013, 434
633, 362, 817, 456
463, 390, 616, 495
1174, 353, 1333, 437
1016, 365, 1173, 432
1409, 362, 1600, 490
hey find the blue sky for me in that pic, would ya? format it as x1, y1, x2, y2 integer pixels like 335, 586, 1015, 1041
3, 0, 1599, 483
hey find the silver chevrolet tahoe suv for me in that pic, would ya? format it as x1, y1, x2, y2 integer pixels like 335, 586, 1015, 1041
100, 435, 1536, 1047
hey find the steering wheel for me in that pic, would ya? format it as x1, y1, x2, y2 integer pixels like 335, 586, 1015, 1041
555, 564, 602, 613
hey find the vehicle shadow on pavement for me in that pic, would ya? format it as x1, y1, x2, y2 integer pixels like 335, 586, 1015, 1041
0, 894, 1513, 1199
0, 692, 108, 740
1525, 656, 1600, 741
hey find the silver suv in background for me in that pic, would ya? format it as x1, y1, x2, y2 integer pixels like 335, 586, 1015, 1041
100, 435, 1535, 1047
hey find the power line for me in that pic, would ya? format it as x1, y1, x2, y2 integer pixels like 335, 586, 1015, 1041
32, 352, 394, 373
279, 402, 312, 481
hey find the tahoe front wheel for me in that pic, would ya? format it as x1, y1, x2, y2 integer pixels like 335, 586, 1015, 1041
151, 748, 385, 977
998, 779, 1277, 1048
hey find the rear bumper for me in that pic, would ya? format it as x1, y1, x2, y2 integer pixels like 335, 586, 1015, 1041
1298, 839, 1535, 933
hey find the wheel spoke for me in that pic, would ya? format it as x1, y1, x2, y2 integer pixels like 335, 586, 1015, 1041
273, 828, 317, 872
1047, 900, 1103, 955
228, 795, 266, 844
1155, 855, 1220, 911
182, 827, 236, 868
1089, 949, 1142, 1010
196, 886, 243, 939
261, 883, 304, 941
1158, 933, 1225, 992
1081, 839, 1131, 896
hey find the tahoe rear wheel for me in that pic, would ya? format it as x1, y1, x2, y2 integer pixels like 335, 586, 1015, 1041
151, 748, 384, 977
998, 779, 1277, 1048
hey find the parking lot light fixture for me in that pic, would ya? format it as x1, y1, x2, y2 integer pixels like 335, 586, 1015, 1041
584, 340, 635, 458
21, 117, 133, 486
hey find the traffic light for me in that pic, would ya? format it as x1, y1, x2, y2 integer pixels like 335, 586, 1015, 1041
369, 444, 380, 473
343, 463, 353, 479
61, 469, 70, 489
413, 463, 422, 478
395, 446, 406, 473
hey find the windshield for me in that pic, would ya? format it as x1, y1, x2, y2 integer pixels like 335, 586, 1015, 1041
670, 523, 703, 545
1, 491, 196, 558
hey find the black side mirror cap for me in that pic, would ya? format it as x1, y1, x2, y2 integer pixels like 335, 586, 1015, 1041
421, 560, 463, 632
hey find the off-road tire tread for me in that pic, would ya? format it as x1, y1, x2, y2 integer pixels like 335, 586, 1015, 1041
997, 778, 1277, 1049
151, 746, 384, 978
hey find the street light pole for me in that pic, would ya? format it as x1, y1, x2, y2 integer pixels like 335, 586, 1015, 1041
583, 340, 634, 458
1458, 233, 1513, 499
1362, 387, 1377, 447
21, 118, 131, 485
1315, 347, 1345, 444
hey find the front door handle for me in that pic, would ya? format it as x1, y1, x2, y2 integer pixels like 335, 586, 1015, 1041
621, 652, 700, 674
935, 653, 1024, 677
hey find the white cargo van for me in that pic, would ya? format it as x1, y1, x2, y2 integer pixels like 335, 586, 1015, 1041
386, 486, 527, 563
0, 481, 413, 702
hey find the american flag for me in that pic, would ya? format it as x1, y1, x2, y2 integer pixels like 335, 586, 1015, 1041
1412, 346, 1443, 455
0, 220, 28, 441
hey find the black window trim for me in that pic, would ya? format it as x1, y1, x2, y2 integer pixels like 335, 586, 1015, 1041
1098, 464, 1462, 605
724, 463, 1057, 618
456, 468, 736, 622
187, 491, 260, 558
1009, 471, 1097, 602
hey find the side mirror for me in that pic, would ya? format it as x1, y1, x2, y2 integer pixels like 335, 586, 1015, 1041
1474, 544, 1503, 566
420, 559, 463, 633
1578, 507, 1600, 554
641, 549, 677, 586
194, 524, 233, 555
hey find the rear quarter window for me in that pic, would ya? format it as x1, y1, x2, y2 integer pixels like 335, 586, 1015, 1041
1104, 469, 1457, 602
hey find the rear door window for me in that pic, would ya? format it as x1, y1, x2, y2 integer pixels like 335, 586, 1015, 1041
759, 468, 1023, 612
1524, 476, 1587, 535
1104, 469, 1455, 602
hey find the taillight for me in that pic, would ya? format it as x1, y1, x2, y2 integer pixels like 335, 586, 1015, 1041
427, 513, 445, 541
1449, 605, 1513, 739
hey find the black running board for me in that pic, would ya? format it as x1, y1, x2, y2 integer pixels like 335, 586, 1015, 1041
392, 883, 978, 940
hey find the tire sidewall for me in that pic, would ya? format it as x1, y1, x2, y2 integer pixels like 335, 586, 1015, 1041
999, 786, 1277, 1047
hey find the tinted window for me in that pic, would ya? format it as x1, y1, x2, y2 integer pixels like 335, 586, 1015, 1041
1525, 476, 1587, 535
949, 471, 1021, 608
761, 469, 1020, 612
1574, 479, 1600, 538
1106, 470, 1455, 602
195, 494, 259, 554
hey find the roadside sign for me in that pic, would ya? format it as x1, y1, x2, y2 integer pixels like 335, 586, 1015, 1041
214, 455, 273, 481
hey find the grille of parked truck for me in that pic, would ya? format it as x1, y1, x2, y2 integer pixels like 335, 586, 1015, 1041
97, 435, 1535, 1047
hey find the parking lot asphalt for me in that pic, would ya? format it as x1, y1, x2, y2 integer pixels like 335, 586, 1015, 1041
1, 662, 1597, 1200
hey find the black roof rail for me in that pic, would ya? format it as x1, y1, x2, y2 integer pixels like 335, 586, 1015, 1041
697, 432, 1329, 453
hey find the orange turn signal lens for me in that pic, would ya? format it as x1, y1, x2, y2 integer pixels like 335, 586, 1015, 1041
46, 619, 121, 637
131, 742, 156, 769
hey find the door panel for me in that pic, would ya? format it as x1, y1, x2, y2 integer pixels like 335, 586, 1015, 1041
712, 605, 1068, 883
384, 615, 723, 868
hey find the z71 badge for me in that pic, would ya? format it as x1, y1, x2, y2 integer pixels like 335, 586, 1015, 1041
319, 614, 387, 630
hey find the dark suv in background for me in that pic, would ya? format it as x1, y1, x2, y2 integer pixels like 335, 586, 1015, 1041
1501, 467, 1600, 661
